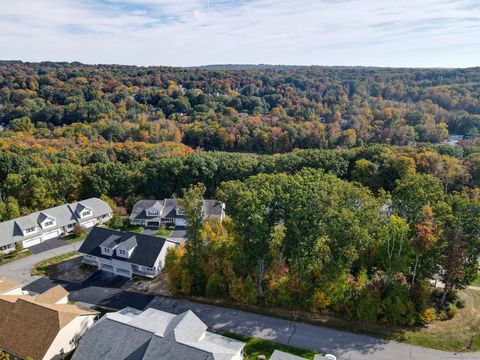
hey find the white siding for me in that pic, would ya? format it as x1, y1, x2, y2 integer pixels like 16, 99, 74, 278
42, 314, 96, 360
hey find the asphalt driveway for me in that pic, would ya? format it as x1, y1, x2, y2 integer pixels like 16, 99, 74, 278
24, 270, 154, 310
28, 238, 68, 254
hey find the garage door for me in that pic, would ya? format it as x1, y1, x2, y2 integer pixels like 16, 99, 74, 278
115, 268, 132, 278
146, 221, 159, 228
81, 219, 96, 228
100, 263, 114, 273
23, 237, 42, 248
43, 229, 60, 241
176, 218, 187, 226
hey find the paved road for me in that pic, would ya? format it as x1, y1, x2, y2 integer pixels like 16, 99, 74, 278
0, 241, 83, 283
147, 297, 480, 360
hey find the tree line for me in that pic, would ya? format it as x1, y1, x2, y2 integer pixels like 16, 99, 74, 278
1, 144, 479, 219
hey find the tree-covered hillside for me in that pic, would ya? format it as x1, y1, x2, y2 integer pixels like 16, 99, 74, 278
1, 62, 480, 153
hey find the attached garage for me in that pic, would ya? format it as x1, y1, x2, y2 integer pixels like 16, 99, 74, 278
42, 229, 61, 241
22, 236, 42, 248
146, 221, 160, 228
81, 219, 96, 228
175, 218, 187, 226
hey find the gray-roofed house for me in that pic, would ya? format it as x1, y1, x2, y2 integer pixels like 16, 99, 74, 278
129, 198, 225, 228
79, 227, 177, 278
0, 198, 112, 253
72, 307, 245, 360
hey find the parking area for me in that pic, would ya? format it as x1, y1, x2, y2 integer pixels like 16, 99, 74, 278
28, 238, 68, 254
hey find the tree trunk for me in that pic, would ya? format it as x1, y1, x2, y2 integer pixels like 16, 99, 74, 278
411, 253, 420, 286
440, 283, 453, 308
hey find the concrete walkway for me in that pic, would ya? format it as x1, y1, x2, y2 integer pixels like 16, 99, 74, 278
0, 241, 83, 284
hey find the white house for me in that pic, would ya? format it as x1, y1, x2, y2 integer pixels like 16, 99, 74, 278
72, 307, 245, 360
129, 198, 225, 228
0, 197, 112, 253
0, 285, 98, 360
79, 227, 176, 278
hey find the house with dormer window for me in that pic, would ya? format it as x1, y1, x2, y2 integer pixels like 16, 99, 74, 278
129, 198, 225, 228
79, 227, 176, 278
0, 198, 113, 252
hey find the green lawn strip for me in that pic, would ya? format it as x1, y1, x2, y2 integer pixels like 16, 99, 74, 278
223, 333, 317, 359
155, 229, 173, 237
63, 233, 87, 243
120, 225, 143, 233
32, 251, 80, 276
0, 249, 32, 265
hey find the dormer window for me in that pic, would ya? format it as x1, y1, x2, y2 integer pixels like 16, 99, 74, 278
24, 227, 36, 234
44, 220, 54, 227
118, 249, 126, 255
104, 248, 111, 254
81, 210, 91, 218
176, 207, 186, 216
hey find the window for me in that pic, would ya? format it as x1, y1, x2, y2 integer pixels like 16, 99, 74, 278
82, 210, 91, 217
118, 249, 126, 255
44, 220, 54, 227
24, 227, 36, 234
103, 248, 111, 254
0, 244, 13, 251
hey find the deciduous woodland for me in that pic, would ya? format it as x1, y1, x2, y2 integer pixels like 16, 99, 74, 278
1, 61, 480, 326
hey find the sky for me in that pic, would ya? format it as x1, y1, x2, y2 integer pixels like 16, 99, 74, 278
0, 0, 479, 68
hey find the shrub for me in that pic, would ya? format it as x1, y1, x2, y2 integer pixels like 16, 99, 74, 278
420, 307, 436, 325
311, 289, 331, 313
15, 242, 23, 252
107, 214, 124, 229
73, 224, 87, 236
446, 304, 459, 319
355, 287, 382, 323
205, 272, 226, 298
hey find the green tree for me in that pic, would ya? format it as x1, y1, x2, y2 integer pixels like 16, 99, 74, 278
177, 183, 207, 295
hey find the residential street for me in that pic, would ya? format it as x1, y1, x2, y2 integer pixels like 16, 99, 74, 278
0, 241, 83, 283
2, 245, 480, 360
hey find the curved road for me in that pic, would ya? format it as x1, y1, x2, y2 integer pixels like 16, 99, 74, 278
1, 242, 479, 360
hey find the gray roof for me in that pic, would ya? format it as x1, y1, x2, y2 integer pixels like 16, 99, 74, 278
130, 199, 224, 222
72, 307, 244, 360
0, 198, 112, 247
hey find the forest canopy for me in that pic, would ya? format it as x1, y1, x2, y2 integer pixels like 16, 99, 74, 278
1, 62, 480, 154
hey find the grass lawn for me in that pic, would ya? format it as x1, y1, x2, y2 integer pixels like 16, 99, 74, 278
224, 333, 318, 359
0, 249, 32, 265
120, 225, 143, 233
471, 273, 480, 287
63, 233, 87, 243
155, 229, 173, 237
391, 289, 480, 351
32, 252, 80, 276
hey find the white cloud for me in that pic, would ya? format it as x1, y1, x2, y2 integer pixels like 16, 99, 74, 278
0, 0, 479, 67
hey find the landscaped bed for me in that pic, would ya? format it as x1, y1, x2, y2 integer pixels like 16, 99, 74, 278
224, 333, 318, 359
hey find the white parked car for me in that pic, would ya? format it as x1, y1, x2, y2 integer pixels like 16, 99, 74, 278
325, 355, 337, 360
